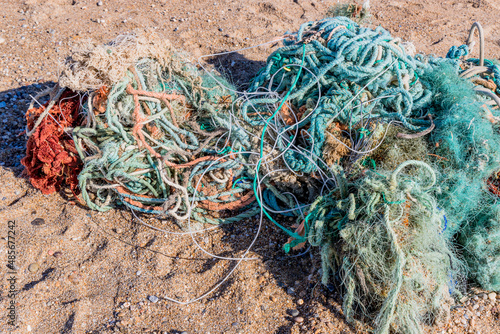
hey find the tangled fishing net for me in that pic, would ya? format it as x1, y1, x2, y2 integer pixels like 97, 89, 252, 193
243, 17, 500, 333
24, 32, 258, 226
306, 161, 462, 333
20, 17, 500, 334
58, 31, 177, 92
21, 89, 83, 195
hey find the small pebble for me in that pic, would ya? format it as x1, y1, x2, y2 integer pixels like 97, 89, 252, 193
488, 292, 497, 301
48, 250, 55, 256
289, 309, 300, 317
0, 37, 5, 44
470, 318, 475, 328
136, 270, 142, 276
97, 1, 103, 5
28, 263, 39, 272
180, 332, 188, 334
53, 251, 62, 258
231, 322, 239, 327
472, 304, 479, 310
294, 316, 304, 323
31, 218, 45, 226
68, 273, 79, 284
287, 287, 295, 294
148, 295, 159, 303
297, 299, 304, 305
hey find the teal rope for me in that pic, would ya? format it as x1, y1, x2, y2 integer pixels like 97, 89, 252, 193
253, 43, 307, 247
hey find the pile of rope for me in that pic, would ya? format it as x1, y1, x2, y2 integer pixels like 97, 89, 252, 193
243, 17, 500, 334
20, 18, 500, 334
24, 33, 259, 226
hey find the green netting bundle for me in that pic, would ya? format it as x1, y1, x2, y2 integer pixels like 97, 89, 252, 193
420, 61, 500, 234
459, 203, 500, 291
420, 61, 500, 291
305, 161, 463, 334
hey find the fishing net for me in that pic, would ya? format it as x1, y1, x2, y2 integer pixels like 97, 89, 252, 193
58, 31, 178, 92
245, 16, 500, 333
24, 32, 259, 225
73, 38, 259, 224
243, 16, 435, 176
459, 203, 500, 292
305, 161, 463, 334
422, 52, 500, 292
327, 0, 371, 24
21, 89, 83, 195
20, 15, 500, 334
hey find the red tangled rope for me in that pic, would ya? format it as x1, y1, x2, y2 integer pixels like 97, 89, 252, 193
21, 90, 84, 195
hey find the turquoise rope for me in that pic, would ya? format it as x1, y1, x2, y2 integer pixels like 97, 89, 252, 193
253, 44, 307, 247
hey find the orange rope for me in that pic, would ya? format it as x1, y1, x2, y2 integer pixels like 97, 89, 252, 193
126, 86, 186, 102
402, 198, 412, 227
127, 84, 161, 158
285, 220, 306, 251
164, 155, 222, 169
93, 86, 109, 115
197, 190, 256, 211
427, 153, 448, 161
126, 84, 186, 128
115, 185, 165, 211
